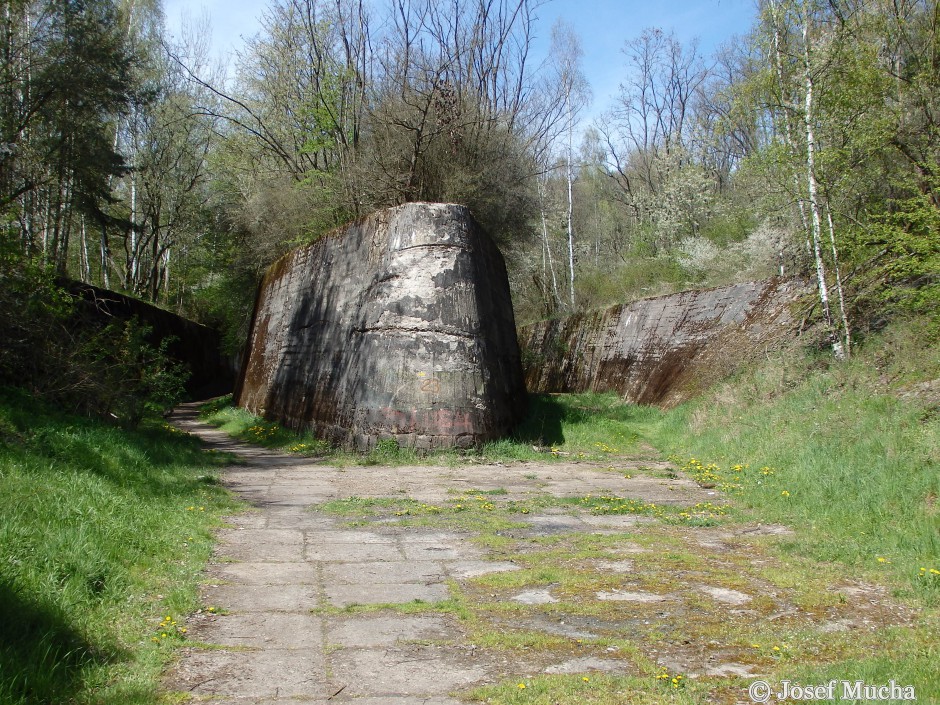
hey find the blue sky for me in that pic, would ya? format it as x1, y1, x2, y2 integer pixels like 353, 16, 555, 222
163, 0, 757, 120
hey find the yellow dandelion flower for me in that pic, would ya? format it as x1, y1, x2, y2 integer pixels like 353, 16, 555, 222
517, 682, 526, 689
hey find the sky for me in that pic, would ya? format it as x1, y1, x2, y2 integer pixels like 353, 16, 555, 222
162, 0, 758, 121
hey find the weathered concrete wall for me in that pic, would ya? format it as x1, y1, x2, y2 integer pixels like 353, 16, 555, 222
519, 278, 807, 407
235, 202, 527, 449
65, 280, 234, 398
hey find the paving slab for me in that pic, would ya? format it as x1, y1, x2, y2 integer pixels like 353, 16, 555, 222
305, 541, 404, 562
446, 560, 520, 579
401, 542, 479, 561
543, 656, 632, 674
512, 589, 559, 605
324, 560, 446, 585
596, 589, 670, 603
194, 699, 328, 705
327, 647, 490, 698
325, 582, 451, 608
168, 648, 325, 698
215, 529, 305, 562
305, 529, 395, 544
191, 612, 323, 650
202, 583, 319, 612
211, 561, 319, 585
326, 614, 455, 648
333, 698, 465, 705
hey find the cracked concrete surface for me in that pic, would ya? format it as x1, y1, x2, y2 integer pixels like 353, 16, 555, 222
162, 403, 718, 704
162, 403, 923, 704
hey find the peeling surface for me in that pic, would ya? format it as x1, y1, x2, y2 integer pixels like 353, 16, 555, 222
234, 203, 527, 449
519, 278, 808, 406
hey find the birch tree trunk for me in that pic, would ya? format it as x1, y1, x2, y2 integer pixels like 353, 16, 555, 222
768, 0, 811, 260
537, 179, 560, 308
566, 106, 575, 309
800, 13, 844, 359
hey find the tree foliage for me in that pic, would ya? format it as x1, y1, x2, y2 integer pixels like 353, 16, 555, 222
2, 0, 938, 374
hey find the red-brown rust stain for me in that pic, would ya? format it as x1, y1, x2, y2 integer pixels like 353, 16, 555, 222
234, 203, 526, 448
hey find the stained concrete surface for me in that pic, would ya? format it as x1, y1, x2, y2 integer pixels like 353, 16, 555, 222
162, 403, 917, 704
163, 403, 717, 704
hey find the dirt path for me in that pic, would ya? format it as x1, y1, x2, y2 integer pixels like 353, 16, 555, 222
164, 403, 915, 705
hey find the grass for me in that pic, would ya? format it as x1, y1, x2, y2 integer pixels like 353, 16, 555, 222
470, 672, 709, 705
315, 491, 731, 531
198, 392, 663, 465
647, 322, 940, 605
0, 386, 241, 705
196, 321, 940, 702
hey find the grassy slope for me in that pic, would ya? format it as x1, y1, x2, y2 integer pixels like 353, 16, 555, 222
644, 323, 940, 696
0, 388, 241, 705
649, 323, 940, 600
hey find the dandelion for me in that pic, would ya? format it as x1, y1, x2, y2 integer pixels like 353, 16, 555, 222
931, 569, 940, 575
781, 490, 790, 497
517, 682, 526, 689
582, 676, 590, 682
877, 556, 890, 563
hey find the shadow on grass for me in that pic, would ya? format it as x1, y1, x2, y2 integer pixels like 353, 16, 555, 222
511, 394, 567, 446
0, 580, 123, 705
510, 392, 658, 448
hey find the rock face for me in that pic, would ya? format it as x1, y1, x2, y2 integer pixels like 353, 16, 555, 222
235, 202, 527, 449
519, 278, 806, 407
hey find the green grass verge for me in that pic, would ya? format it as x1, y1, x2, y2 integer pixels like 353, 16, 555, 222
0, 387, 242, 705
647, 322, 940, 605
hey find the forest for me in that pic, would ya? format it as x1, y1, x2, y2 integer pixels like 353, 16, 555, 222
1, 0, 938, 376
1, 3, 939, 703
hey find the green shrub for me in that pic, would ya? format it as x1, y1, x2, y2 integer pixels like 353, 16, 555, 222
0, 240, 187, 423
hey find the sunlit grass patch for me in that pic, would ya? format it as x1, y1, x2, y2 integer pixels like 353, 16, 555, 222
199, 397, 331, 456
467, 671, 711, 705
649, 326, 940, 603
